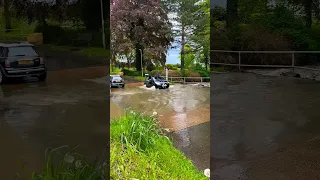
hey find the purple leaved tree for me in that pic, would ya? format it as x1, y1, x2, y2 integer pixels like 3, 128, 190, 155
111, 0, 173, 71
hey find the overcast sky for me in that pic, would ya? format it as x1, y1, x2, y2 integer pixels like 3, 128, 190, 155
166, 12, 180, 64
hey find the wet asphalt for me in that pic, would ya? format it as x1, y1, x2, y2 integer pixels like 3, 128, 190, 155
211, 72, 320, 180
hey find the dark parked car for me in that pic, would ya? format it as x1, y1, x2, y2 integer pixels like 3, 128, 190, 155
110, 75, 125, 88
0, 42, 47, 84
144, 74, 169, 89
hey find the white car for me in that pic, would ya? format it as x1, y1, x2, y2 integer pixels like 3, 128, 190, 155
110, 75, 125, 88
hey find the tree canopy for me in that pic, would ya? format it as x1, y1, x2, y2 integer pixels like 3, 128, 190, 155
110, 0, 173, 71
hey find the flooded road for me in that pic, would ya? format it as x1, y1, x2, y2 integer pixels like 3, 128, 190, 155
110, 84, 210, 170
0, 67, 109, 179
211, 72, 320, 180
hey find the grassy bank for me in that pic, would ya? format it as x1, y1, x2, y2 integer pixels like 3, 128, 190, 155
110, 110, 207, 179
23, 111, 206, 180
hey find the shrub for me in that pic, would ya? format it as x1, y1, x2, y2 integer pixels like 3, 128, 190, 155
122, 68, 141, 76
192, 64, 210, 77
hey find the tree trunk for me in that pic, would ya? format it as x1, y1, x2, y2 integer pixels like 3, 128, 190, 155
205, 55, 208, 70
3, 0, 11, 30
180, 22, 185, 71
135, 44, 143, 71
305, 0, 312, 28
226, 0, 238, 28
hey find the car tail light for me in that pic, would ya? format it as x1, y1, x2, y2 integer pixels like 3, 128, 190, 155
4, 59, 10, 68
40, 57, 44, 65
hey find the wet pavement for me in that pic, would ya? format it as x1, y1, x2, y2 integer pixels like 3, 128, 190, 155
0, 66, 109, 179
110, 84, 210, 170
211, 72, 320, 180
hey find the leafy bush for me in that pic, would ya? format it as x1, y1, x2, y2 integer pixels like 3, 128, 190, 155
191, 64, 210, 77
35, 24, 68, 44
122, 68, 141, 76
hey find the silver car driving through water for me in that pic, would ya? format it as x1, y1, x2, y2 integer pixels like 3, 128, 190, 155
110, 75, 125, 88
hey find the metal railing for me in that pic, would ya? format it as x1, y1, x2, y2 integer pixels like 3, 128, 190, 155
210, 50, 320, 72
167, 76, 210, 84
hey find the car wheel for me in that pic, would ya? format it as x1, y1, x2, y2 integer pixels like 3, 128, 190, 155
38, 72, 47, 82
122, 84, 125, 88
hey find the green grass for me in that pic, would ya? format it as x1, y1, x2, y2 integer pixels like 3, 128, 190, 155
16, 146, 106, 180
0, 8, 36, 41
47, 45, 109, 57
110, 110, 207, 180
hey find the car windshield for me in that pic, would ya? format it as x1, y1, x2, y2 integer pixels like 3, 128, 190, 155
154, 76, 164, 80
7, 46, 38, 57
112, 76, 122, 80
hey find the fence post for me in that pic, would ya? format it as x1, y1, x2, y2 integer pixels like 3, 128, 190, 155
291, 52, 295, 73
183, 77, 185, 84
201, 77, 203, 83
238, 51, 241, 71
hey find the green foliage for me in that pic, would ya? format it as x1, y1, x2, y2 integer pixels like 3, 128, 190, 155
178, 45, 195, 68
213, 0, 320, 64
122, 68, 142, 76
252, 6, 318, 50
111, 110, 162, 152
110, 111, 207, 180
191, 63, 210, 77
166, 64, 179, 70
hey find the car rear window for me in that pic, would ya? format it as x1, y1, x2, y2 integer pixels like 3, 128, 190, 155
7, 46, 38, 57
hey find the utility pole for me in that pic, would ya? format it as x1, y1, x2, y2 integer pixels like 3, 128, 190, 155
100, 0, 106, 49
139, 49, 143, 77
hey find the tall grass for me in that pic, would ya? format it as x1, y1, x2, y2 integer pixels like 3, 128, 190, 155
110, 110, 207, 180
111, 110, 163, 152
17, 146, 106, 180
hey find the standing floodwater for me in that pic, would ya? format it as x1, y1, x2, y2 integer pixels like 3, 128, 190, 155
0, 68, 109, 179
211, 72, 320, 180
111, 84, 210, 170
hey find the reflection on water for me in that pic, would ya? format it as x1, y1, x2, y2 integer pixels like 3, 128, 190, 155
211, 73, 320, 179
0, 69, 109, 179
111, 84, 210, 131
